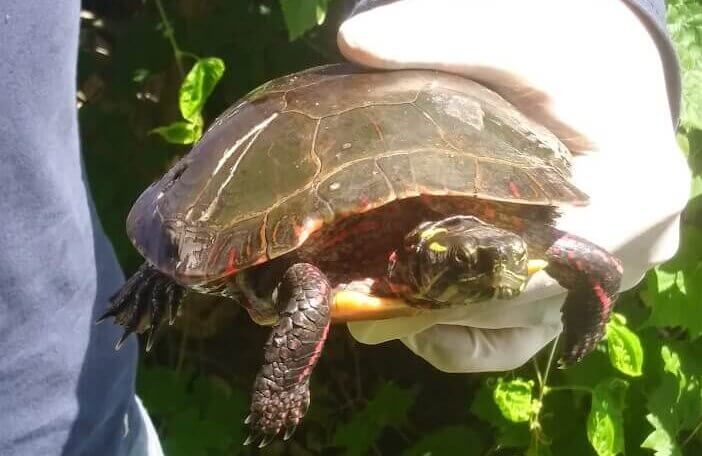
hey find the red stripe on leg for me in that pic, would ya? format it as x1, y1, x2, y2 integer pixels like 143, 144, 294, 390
592, 282, 613, 316
300, 322, 330, 381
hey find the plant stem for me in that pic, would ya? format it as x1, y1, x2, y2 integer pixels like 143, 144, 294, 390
683, 419, 702, 447
529, 335, 561, 449
154, 0, 185, 77
539, 334, 560, 403
546, 385, 594, 395
532, 357, 543, 389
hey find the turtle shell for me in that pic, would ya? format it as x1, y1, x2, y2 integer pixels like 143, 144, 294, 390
127, 63, 588, 286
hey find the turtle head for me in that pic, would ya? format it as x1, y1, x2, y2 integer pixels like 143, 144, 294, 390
389, 216, 546, 306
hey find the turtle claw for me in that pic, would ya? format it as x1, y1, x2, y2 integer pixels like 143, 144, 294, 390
145, 328, 157, 352
98, 263, 186, 351
258, 434, 276, 448
283, 425, 297, 441
115, 329, 132, 351
95, 308, 117, 324
244, 414, 252, 425
243, 433, 259, 446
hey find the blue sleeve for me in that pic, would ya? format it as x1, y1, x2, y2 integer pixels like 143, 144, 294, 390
0, 3, 143, 455
623, 0, 682, 124
347, 0, 682, 125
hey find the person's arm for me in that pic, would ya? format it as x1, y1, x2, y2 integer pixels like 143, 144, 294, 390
338, 0, 691, 372
0, 2, 146, 454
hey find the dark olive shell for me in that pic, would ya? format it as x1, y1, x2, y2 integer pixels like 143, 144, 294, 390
127, 64, 587, 285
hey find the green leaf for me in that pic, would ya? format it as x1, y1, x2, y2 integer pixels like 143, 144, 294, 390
642, 227, 702, 338
333, 382, 414, 456
470, 380, 530, 449
279, 0, 330, 40
493, 378, 536, 423
587, 378, 628, 456
151, 120, 202, 145
605, 313, 644, 377
641, 414, 679, 456
642, 343, 702, 455
179, 57, 225, 123
403, 426, 484, 456
667, 0, 702, 129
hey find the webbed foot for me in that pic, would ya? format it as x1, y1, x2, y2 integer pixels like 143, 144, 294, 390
540, 231, 623, 365
97, 263, 186, 351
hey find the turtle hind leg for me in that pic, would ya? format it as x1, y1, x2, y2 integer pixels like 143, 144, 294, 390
246, 263, 331, 447
537, 230, 623, 366
97, 263, 186, 351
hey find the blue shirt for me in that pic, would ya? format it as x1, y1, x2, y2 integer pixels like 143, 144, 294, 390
0, 2, 141, 455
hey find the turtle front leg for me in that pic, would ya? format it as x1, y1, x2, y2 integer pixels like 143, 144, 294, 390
97, 263, 186, 350
246, 263, 331, 447
533, 229, 623, 366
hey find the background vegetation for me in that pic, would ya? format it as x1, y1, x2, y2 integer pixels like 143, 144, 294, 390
78, 1, 702, 454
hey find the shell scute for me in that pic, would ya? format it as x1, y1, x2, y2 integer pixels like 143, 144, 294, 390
128, 64, 588, 284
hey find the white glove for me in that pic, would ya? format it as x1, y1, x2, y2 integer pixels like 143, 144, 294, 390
338, 0, 691, 373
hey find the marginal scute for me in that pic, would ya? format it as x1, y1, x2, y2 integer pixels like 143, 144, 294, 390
476, 162, 544, 203
265, 189, 334, 259
176, 214, 268, 283
375, 153, 418, 199
409, 151, 477, 195
528, 167, 589, 204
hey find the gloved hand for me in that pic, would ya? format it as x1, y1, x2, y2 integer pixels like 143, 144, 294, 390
337, 0, 691, 373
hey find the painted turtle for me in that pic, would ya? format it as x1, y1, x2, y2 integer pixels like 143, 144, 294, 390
100, 64, 622, 446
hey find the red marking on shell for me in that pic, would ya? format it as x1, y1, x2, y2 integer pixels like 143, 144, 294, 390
508, 181, 521, 198
294, 218, 324, 245
299, 322, 330, 382
318, 219, 379, 249
483, 206, 496, 221
225, 249, 238, 275
358, 195, 373, 211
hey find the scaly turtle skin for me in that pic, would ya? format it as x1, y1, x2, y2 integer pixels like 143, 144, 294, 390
99, 64, 622, 446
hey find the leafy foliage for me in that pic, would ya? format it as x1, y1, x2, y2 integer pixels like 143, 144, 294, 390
493, 378, 537, 423
78, 1, 702, 454
153, 57, 225, 144
280, 0, 331, 40
587, 379, 629, 456
668, 0, 702, 130
138, 366, 248, 455
333, 382, 415, 455
606, 313, 644, 377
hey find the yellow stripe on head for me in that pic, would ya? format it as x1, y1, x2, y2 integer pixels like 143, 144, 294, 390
428, 241, 448, 253
420, 227, 447, 240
